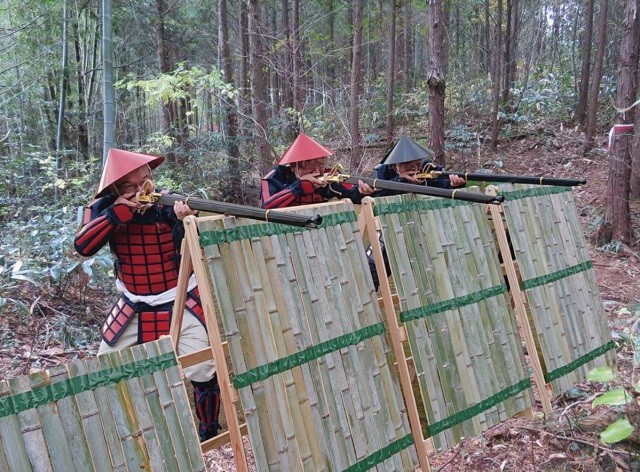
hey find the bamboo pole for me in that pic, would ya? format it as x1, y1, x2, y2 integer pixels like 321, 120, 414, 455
486, 186, 553, 414
181, 215, 249, 470
361, 196, 431, 472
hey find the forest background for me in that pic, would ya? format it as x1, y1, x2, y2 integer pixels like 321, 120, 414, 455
1, 0, 640, 470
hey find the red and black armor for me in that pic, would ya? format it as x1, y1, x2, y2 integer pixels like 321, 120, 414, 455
75, 196, 183, 295
74, 193, 205, 345
77, 149, 218, 442
260, 132, 368, 209
101, 288, 205, 346
261, 165, 364, 209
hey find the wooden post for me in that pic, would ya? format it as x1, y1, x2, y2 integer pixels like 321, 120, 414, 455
176, 215, 249, 468
361, 197, 431, 471
485, 186, 553, 415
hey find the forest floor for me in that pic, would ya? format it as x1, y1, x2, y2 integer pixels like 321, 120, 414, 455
1, 128, 639, 471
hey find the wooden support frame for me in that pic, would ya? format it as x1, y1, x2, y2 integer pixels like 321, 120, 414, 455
360, 197, 432, 471
485, 186, 553, 415
169, 200, 422, 470
170, 215, 249, 468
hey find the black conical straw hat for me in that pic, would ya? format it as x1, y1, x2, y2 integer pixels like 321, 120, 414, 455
380, 136, 435, 165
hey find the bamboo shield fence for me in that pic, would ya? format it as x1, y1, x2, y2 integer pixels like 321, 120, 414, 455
361, 193, 535, 453
488, 184, 615, 395
0, 337, 205, 472
0, 183, 615, 471
179, 200, 422, 471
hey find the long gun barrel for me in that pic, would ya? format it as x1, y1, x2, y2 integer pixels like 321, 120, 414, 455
416, 166, 586, 187
325, 173, 504, 205
138, 192, 322, 228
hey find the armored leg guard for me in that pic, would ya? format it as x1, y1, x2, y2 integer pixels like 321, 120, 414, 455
366, 234, 391, 291
192, 375, 221, 442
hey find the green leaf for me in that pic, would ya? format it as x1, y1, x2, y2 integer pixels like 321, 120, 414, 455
592, 388, 632, 407
587, 366, 616, 382
600, 418, 634, 444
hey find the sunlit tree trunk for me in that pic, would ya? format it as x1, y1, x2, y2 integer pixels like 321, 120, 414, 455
427, 0, 446, 165
585, 0, 609, 152
72, 10, 88, 158
574, 0, 594, 127
602, 0, 637, 244
102, 0, 115, 163
349, 0, 364, 170
5, 0, 25, 158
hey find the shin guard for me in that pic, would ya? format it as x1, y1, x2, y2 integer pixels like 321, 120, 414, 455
192, 375, 221, 442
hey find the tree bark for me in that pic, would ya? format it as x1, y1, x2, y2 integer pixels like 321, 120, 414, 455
602, 0, 637, 244
584, 0, 609, 152
427, 0, 446, 165
248, 0, 273, 176
349, 0, 364, 170
281, 0, 293, 110
402, 0, 411, 93
490, 0, 503, 151
574, 0, 594, 127
155, 0, 172, 139
239, 1, 251, 122
102, 0, 115, 163
292, 0, 304, 112
219, 0, 241, 202
385, 0, 396, 148
629, 2, 640, 199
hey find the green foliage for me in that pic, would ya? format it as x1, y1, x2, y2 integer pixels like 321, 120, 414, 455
587, 366, 616, 383
592, 387, 633, 407
600, 418, 635, 445
118, 64, 235, 107
585, 304, 639, 445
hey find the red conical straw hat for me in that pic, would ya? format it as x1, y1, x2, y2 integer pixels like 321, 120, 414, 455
95, 148, 164, 197
277, 133, 334, 165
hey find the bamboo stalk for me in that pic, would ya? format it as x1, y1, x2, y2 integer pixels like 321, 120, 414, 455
115, 346, 167, 470
9, 374, 50, 470
0, 379, 31, 471
82, 357, 129, 470
198, 217, 265, 465
362, 197, 431, 471
316, 212, 388, 465
232, 219, 301, 470
260, 232, 324, 471
46, 365, 96, 471
284, 227, 352, 469
182, 215, 249, 469
486, 186, 553, 415
145, 339, 206, 470
96, 350, 152, 471
129, 341, 190, 471
338, 204, 418, 469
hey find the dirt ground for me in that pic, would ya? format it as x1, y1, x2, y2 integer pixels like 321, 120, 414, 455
1, 129, 639, 471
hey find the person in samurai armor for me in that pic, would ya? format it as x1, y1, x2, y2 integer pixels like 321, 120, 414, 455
373, 136, 466, 192
74, 148, 220, 442
367, 136, 467, 290
261, 132, 375, 209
